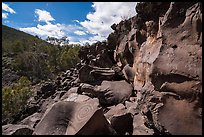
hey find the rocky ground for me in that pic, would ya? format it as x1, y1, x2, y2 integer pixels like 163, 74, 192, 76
2, 2, 202, 135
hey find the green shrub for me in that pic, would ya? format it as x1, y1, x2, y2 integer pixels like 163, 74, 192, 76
2, 76, 33, 121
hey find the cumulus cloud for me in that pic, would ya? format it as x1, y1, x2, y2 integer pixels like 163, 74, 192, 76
89, 35, 106, 42
2, 12, 8, 19
20, 9, 85, 40
2, 2, 16, 19
74, 30, 86, 36
2, 2, 16, 14
20, 9, 64, 39
20, 23, 65, 39
80, 2, 137, 41
35, 9, 55, 23
19, 3, 137, 45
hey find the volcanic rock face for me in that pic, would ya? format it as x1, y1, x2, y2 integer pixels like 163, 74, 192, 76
3, 2, 202, 135
2, 124, 34, 135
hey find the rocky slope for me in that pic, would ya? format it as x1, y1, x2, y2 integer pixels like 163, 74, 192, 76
2, 2, 202, 135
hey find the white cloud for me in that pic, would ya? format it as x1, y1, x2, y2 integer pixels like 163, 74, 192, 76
79, 38, 94, 45
19, 3, 137, 45
80, 2, 137, 41
2, 2, 16, 19
73, 20, 80, 23
20, 23, 65, 39
20, 9, 81, 40
2, 3, 16, 14
89, 35, 106, 42
19, 9, 86, 40
77, 35, 105, 45
2, 12, 8, 19
35, 9, 55, 23
69, 41, 82, 45
74, 30, 86, 36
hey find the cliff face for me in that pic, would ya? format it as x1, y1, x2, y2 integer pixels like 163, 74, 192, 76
111, 2, 202, 135
2, 2, 202, 135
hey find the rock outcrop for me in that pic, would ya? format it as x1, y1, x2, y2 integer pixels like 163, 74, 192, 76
2, 2, 202, 135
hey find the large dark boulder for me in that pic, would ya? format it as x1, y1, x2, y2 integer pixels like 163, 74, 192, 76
79, 80, 133, 106
96, 80, 133, 106
33, 99, 116, 135
104, 103, 134, 135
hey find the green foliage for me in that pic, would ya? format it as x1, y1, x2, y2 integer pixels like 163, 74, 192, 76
13, 51, 50, 80
2, 76, 33, 121
59, 44, 80, 71
2, 25, 81, 84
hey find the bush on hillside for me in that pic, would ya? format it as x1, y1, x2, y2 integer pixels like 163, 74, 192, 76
2, 76, 33, 122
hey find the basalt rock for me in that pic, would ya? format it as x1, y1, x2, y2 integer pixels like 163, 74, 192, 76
78, 41, 114, 68
78, 65, 115, 84
96, 80, 133, 106
104, 104, 134, 135
79, 80, 133, 106
4, 2, 202, 135
133, 2, 202, 135
132, 113, 154, 135
33, 98, 116, 135
38, 82, 55, 99
2, 124, 34, 135
19, 112, 42, 128
122, 64, 135, 83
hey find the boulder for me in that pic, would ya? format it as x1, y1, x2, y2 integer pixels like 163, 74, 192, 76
60, 87, 79, 100
96, 80, 133, 106
33, 99, 116, 135
110, 113, 133, 135
2, 124, 34, 135
104, 104, 133, 135
38, 82, 55, 99
132, 113, 154, 135
19, 112, 42, 128
79, 80, 133, 106
78, 41, 114, 68
122, 64, 135, 83
62, 93, 91, 103
78, 65, 115, 84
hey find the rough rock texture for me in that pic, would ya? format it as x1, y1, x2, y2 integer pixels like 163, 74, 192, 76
33, 98, 115, 135
78, 41, 114, 68
133, 2, 202, 135
2, 124, 34, 135
3, 2, 202, 135
79, 80, 133, 106
104, 104, 133, 135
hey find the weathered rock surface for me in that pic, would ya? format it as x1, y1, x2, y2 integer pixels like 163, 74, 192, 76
78, 41, 114, 68
78, 65, 115, 84
19, 112, 42, 128
132, 113, 154, 135
33, 98, 115, 135
132, 2, 202, 135
2, 124, 34, 135
104, 104, 133, 135
79, 80, 133, 106
4, 2, 201, 135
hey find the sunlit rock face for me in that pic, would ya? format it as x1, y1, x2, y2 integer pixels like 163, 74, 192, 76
3, 2, 201, 135
108, 2, 202, 135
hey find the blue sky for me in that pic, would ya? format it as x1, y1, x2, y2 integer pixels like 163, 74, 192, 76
2, 2, 137, 45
